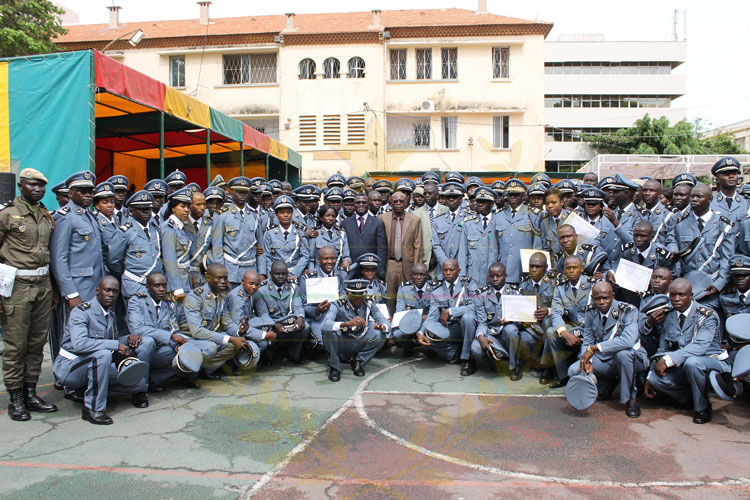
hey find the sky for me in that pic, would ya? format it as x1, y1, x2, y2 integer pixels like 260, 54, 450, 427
57, 0, 750, 130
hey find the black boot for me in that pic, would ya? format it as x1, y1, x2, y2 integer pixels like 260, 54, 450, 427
24, 383, 58, 413
8, 389, 31, 421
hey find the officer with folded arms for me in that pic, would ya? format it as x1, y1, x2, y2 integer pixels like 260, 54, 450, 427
0, 168, 58, 421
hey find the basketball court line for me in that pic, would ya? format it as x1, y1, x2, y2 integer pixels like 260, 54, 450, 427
362, 390, 565, 398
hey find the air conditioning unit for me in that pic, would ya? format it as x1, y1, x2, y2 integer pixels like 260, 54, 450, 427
420, 100, 435, 112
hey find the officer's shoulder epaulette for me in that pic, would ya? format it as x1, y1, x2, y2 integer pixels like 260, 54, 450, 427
306, 271, 319, 278
667, 206, 680, 214
720, 215, 734, 227
428, 279, 443, 289
585, 275, 598, 284
338, 298, 348, 306
400, 280, 413, 287
381, 206, 392, 213
480, 285, 491, 293
580, 243, 593, 251
557, 274, 569, 285
675, 211, 690, 224
57, 206, 71, 216
134, 293, 148, 298
313, 224, 322, 230
721, 286, 737, 295
529, 207, 541, 215
622, 241, 634, 251
119, 222, 133, 232
638, 207, 650, 216
167, 218, 176, 228
463, 214, 478, 222
193, 287, 204, 295
434, 212, 448, 219
377, 278, 386, 287
697, 306, 713, 316
460, 275, 472, 283
292, 221, 306, 230
259, 279, 268, 287
586, 303, 596, 311
655, 247, 669, 257
77, 301, 91, 310
268, 224, 279, 230
618, 302, 629, 311
505, 283, 519, 292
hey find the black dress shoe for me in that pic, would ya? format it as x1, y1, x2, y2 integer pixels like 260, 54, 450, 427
460, 358, 476, 377
539, 368, 554, 385
7, 389, 31, 422
328, 367, 341, 382
148, 378, 165, 393
63, 388, 84, 404
693, 406, 712, 424
53, 378, 64, 391
82, 406, 113, 425
132, 392, 149, 408
24, 383, 58, 413
352, 360, 365, 377
289, 356, 305, 365
625, 399, 641, 418
201, 369, 222, 380
549, 377, 569, 389
510, 366, 523, 381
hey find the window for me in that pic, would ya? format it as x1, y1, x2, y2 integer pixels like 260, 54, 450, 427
414, 121, 431, 148
386, 116, 431, 149
323, 57, 340, 78
223, 53, 276, 84
416, 49, 432, 80
347, 57, 365, 78
442, 116, 457, 149
544, 94, 672, 109
299, 58, 316, 79
299, 116, 316, 146
493, 116, 509, 149
441, 48, 457, 79
492, 47, 510, 79
390, 49, 406, 80
170, 56, 185, 88
242, 118, 279, 141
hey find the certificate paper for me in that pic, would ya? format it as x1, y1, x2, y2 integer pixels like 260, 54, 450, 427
502, 295, 537, 323
377, 304, 390, 320
391, 310, 410, 329
305, 277, 339, 303
563, 212, 599, 244
614, 259, 653, 293
521, 249, 551, 273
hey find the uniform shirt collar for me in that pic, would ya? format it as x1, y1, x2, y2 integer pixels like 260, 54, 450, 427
639, 244, 652, 259
151, 297, 163, 308
695, 210, 713, 225
168, 214, 184, 229
678, 301, 693, 319
99, 302, 109, 317
133, 219, 147, 231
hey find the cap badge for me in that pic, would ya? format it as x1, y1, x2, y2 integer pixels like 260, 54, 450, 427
83, 172, 91, 180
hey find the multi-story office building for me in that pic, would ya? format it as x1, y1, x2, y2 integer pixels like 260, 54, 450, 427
544, 35, 686, 172
704, 120, 750, 152
55, 3, 552, 182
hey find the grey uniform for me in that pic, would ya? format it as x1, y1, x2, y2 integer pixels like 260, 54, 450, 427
582, 214, 622, 263
186, 214, 214, 286
53, 301, 147, 412
636, 203, 676, 245
555, 243, 610, 275
470, 284, 521, 369
224, 285, 265, 352
254, 280, 309, 361
647, 302, 728, 412
93, 211, 117, 265
211, 205, 261, 285
392, 280, 434, 343
567, 301, 648, 403
50, 201, 105, 302
666, 209, 735, 291
308, 225, 350, 271
543, 276, 597, 380
431, 209, 468, 279
711, 191, 749, 240
458, 213, 499, 287
538, 210, 570, 269
260, 223, 310, 278
516, 272, 557, 367
160, 215, 193, 295
108, 219, 163, 299
424, 277, 478, 361
181, 286, 237, 370
321, 298, 388, 371
494, 205, 539, 284
299, 267, 346, 345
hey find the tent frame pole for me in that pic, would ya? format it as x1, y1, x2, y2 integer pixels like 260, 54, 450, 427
240, 144, 244, 176
159, 112, 165, 179
265, 154, 269, 180
285, 161, 288, 182
206, 130, 211, 186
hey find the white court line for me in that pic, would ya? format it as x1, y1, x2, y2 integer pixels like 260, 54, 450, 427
239, 359, 418, 499
363, 390, 565, 398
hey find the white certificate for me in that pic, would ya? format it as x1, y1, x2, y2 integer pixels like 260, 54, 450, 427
614, 259, 653, 293
391, 310, 410, 329
305, 277, 339, 303
502, 295, 537, 323
521, 249, 551, 273
376, 304, 390, 320
563, 212, 599, 244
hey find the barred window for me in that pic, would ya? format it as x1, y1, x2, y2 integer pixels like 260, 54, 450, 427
222, 53, 276, 84
169, 56, 185, 88
416, 49, 432, 80
390, 49, 406, 80
299, 58, 316, 79
441, 48, 457, 79
414, 122, 431, 148
492, 47, 510, 79
347, 57, 365, 78
323, 57, 340, 79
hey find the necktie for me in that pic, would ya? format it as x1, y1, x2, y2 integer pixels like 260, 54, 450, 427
155, 304, 160, 320
697, 218, 705, 232
638, 254, 645, 265
283, 230, 289, 240
417, 289, 423, 299
601, 315, 606, 328
394, 217, 402, 260
451, 212, 455, 223
449, 283, 455, 297
727, 197, 733, 209
194, 221, 199, 232
740, 294, 745, 304
496, 291, 501, 302
482, 216, 488, 230
359, 216, 365, 232
534, 283, 540, 294
429, 207, 435, 227
678, 313, 685, 328
617, 208, 624, 220
144, 226, 150, 241
328, 229, 333, 240
511, 209, 516, 218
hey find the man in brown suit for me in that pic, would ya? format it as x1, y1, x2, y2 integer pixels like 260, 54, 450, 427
379, 191, 423, 316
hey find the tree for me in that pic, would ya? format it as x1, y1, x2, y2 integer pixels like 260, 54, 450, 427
0, 0, 68, 58
586, 114, 746, 155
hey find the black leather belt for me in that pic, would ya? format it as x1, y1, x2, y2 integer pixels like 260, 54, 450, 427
388, 257, 403, 262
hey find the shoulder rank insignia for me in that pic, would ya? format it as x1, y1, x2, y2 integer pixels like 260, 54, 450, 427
480, 285, 491, 293
135, 293, 148, 298
337, 298, 347, 306
119, 222, 133, 232
612, 308, 620, 319
193, 287, 204, 295
268, 224, 278, 230
401, 280, 413, 287
429, 280, 443, 289
586, 303, 596, 311
78, 302, 91, 310
58, 206, 71, 216
623, 241, 634, 250
720, 215, 734, 227
307, 271, 319, 278
698, 306, 712, 316
581, 243, 593, 251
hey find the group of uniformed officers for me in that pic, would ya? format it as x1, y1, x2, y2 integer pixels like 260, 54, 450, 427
2, 156, 749, 426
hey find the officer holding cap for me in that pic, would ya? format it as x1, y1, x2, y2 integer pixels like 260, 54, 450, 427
0, 168, 58, 421
710, 156, 748, 230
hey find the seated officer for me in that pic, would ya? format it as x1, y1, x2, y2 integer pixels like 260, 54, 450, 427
299, 246, 346, 353
253, 260, 308, 364
392, 262, 433, 357
357, 253, 387, 306
127, 272, 200, 390
420, 259, 478, 376
321, 279, 389, 382
541, 255, 597, 388
182, 263, 251, 378
471, 263, 523, 379
619, 221, 672, 271
569, 282, 647, 418
720, 255, 750, 320
53, 276, 148, 425
645, 278, 728, 424
516, 252, 557, 373
555, 224, 610, 278
226, 270, 269, 355
638, 267, 673, 357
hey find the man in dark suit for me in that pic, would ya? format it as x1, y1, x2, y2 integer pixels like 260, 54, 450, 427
342, 193, 387, 279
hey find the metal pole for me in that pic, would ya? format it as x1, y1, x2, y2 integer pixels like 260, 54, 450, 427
265, 154, 269, 180
206, 130, 211, 186
240, 143, 245, 176
285, 161, 289, 182
159, 112, 165, 179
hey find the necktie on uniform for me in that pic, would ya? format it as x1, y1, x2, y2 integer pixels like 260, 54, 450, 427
697, 218, 705, 232
511, 209, 516, 217
194, 221, 199, 232
617, 208, 624, 220
451, 212, 455, 223
449, 283, 455, 297
638, 254, 645, 265
740, 293, 746, 304
328, 229, 333, 240
283, 230, 289, 240
727, 197, 733, 209
534, 283, 540, 294
417, 289, 423, 299
483, 216, 488, 230
601, 315, 606, 327
496, 291, 501, 302
678, 313, 685, 328
144, 226, 150, 241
